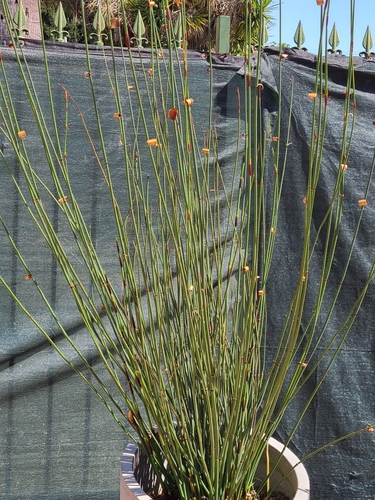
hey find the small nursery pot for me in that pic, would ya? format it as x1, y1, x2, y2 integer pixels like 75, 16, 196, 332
120, 437, 310, 500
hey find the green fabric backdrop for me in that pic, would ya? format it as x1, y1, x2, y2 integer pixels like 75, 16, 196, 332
1, 42, 374, 499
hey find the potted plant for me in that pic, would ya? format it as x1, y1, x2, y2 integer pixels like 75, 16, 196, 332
0, 0, 373, 499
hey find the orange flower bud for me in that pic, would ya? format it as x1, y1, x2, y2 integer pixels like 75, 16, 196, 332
110, 17, 120, 29
202, 148, 210, 154
184, 98, 194, 106
316, 0, 324, 5
113, 112, 122, 118
58, 196, 68, 203
308, 92, 317, 99
168, 108, 178, 120
147, 138, 158, 147
358, 199, 367, 207
18, 130, 26, 139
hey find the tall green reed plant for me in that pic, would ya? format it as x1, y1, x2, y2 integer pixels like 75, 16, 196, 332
0, 0, 374, 499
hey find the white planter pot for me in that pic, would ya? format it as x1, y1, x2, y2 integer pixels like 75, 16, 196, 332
120, 437, 310, 500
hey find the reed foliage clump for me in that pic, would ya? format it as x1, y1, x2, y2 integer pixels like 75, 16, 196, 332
0, 1, 374, 499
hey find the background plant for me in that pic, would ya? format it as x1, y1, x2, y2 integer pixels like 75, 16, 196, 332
0, 1, 374, 500
84, 0, 274, 50
36, 0, 274, 49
